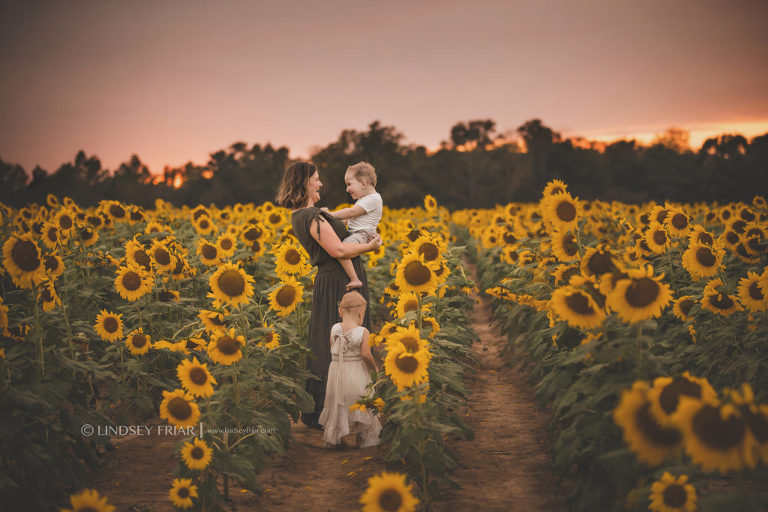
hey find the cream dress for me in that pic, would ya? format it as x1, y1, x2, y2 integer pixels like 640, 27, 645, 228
318, 324, 381, 447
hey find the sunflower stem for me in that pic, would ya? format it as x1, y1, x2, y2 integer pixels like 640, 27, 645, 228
32, 287, 44, 380
635, 323, 642, 378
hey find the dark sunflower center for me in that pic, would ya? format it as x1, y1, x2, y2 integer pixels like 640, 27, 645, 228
748, 282, 764, 301
268, 213, 281, 225
220, 238, 233, 250
709, 293, 734, 310
217, 270, 245, 297
378, 488, 403, 511
189, 367, 208, 385
403, 261, 431, 286
671, 214, 688, 230
132, 334, 147, 348
103, 316, 119, 333
416, 243, 438, 262
46, 227, 58, 242
679, 299, 693, 316
503, 232, 517, 244
158, 290, 177, 302
41, 285, 54, 302
403, 300, 418, 313
122, 271, 142, 291
109, 204, 126, 218
564, 292, 595, 315
87, 215, 102, 227
697, 232, 714, 245
659, 377, 702, 414
250, 240, 262, 253
12, 240, 41, 271
587, 252, 614, 276
216, 336, 239, 355
655, 209, 668, 223
399, 336, 420, 352
202, 244, 217, 260
635, 403, 682, 446
59, 215, 73, 230
395, 355, 419, 374
740, 208, 756, 221
210, 314, 225, 326
193, 208, 207, 221
653, 230, 667, 246
244, 227, 262, 241
276, 286, 296, 307
199, 219, 210, 230
662, 484, 687, 508
285, 249, 301, 265
555, 201, 576, 222
695, 247, 715, 267
742, 408, 768, 443
130, 210, 143, 221
625, 278, 660, 308
154, 248, 171, 266
725, 231, 740, 245
177, 487, 190, 499
79, 227, 94, 240
561, 233, 578, 256
134, 249, 151, 269
691, 405, 745, 450
560, 267, 579, 284
731, 220, 746, 233
44, 255, 59, 272
191, 446, 204, 459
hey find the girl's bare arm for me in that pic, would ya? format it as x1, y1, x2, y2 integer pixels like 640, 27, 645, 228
360, 330, 378, 372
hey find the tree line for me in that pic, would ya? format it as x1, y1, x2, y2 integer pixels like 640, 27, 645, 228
1, 119, 766, 210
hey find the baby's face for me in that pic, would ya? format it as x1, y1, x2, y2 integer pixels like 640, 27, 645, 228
344, 172, 366, 200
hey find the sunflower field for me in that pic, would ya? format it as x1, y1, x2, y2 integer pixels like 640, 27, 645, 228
0, 194, 477, 511
458, 180, 768, 511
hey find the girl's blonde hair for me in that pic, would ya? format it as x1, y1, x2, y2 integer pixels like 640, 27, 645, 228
338, 290, 367, 311
346, 161, 377, 187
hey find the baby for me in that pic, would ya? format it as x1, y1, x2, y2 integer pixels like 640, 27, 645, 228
325, 162, 383, 290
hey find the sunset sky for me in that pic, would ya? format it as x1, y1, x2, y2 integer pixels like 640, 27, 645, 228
1, 0, 767, 175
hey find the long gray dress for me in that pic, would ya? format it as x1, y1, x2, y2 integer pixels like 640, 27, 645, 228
291, 207, 371, 428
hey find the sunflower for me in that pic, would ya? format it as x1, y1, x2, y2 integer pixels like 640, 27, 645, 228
580, 244, 617, 278
169, 477, 199, 509
606, 266, 673, 324
542, 179, 568, 198
394, 252, 440, 295
554, 264, 580, 286
264, 209, 285, 231
40, 221, 61, 249
177, 356, 217, 397
700, 278, 743, 316
160, 389, 201, 429
209, 262, 255, 308
647, 373, 717, 427
409, 232, 445, 264
273, 243, 309, 277
500, 246, 521, 265
52, 207, 76, 237
688, 225, 715, 246
198, 309, 228, 334
542, 191, 581, 231
385, 323, 430, 354
240, 223, 269, 245
257, 326, 281, 350
676, 396, 754, 473
672, 296, 695, 322
207, 328, 245, 365
124, 239, 152, 271
76, 225, 98, 247
384, 343, 430, 391
114, 263, 152, 301
268, 275, 304, 317
38, 279, 62, 312
551, 286, 605, 329
649, 472, 697, 512
393, 292, 429, 319
2, 233, 46, 289
149, 240, 176, 273
216, 233, 237, 258
736, 271, 768, 312
359, 471, 419, 512
644, 222, 671, 254
550, 230, 579, 262
421, 316, 440, 337
0, 298, 9, 334
61, 488, 116, 512
192, 215, 215, 236
125, 328, 152, 356
613, 381, 683, 466
681, 243, 724, 281
197, 239, 221, 266
94, 310, 124, 342
423, 194, 438, 212
181, 437, 213, 471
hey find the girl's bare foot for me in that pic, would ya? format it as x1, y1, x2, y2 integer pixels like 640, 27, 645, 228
345, 278, 362, 290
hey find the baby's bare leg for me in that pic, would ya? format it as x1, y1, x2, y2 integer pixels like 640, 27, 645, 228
340, 258, 362, 290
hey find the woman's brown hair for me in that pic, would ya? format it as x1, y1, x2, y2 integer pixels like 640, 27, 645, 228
275, 162, 316, 209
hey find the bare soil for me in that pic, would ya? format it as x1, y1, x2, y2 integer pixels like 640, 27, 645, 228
91, 264, 566, 511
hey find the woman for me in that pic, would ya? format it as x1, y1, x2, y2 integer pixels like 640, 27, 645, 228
275, 162, 382, 430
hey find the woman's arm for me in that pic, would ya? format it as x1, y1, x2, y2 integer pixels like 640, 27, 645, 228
310, 217, 381, 259
360, 330, 378, 372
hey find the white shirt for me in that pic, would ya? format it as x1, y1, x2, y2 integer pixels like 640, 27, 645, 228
347, 193, 383, 233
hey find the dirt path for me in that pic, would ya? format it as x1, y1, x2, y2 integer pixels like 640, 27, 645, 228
431, 263, 567, 511
92, 262, 566, 511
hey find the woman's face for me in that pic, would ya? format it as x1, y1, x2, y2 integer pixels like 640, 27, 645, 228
307, 171, 322, 205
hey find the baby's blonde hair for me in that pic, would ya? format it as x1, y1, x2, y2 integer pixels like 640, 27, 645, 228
346, 161, 377, 187
338, 290, 367, 311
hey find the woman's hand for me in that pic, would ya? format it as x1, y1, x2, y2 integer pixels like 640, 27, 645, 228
366, 234, 382, 251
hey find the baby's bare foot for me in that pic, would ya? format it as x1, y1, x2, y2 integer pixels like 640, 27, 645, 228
346, 279, 362, 290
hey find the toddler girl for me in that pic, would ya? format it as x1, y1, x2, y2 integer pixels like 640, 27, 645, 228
318, 290, 382, 448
